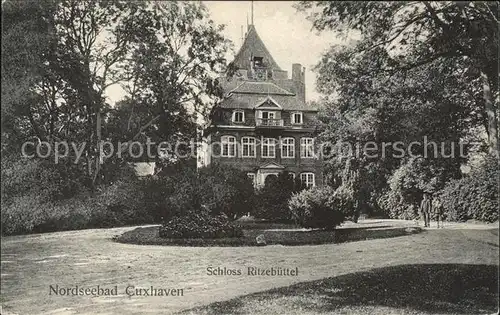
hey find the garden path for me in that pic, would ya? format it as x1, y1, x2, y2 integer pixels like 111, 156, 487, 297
1, 219, 498, 315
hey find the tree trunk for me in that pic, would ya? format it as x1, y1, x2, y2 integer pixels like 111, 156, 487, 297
481, 70, 499, 157
91, 110, 102, 188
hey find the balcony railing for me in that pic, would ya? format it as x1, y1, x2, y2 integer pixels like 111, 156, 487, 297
256, 118, 284, 127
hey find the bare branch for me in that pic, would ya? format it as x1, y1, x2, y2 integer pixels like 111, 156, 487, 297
422, 1, 449, 32
358, 13, 428, 54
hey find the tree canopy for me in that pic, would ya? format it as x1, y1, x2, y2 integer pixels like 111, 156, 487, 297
2, 0, 230, 189
297, 1, 498, 216
298, 1, 498, 155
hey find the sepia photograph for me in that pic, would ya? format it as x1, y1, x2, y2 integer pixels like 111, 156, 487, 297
1, 1, 499, 314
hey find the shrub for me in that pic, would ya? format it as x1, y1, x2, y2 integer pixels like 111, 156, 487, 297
1, 160, 156, 235
31, 196, 98, 233
159, 164, 255, 221
2, 193, 101, 235
1, 158, 88, 235
288, 186, 345, 230
1, 195, 51, 235
388, 157, 452, 206
376, 190, 419, 220
1, 158, 81, 204
332, 184, 361, 221
254, 172, 298, 221
95, 176, 155, 227
439, 155, 498, 223
159, 207, 243, 239
198, 164, 255, 219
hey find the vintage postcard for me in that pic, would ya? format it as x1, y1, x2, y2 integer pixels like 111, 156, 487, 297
1, 1, 498, 314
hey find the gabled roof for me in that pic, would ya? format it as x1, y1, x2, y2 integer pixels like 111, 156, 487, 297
260, 162, 285, 169
255, 96, 281, 109
228, 81, 294, 96
218, 93, 317, 111
233, 25, 281, 70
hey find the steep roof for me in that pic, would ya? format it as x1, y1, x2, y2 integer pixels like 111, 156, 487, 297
228, 81, 294, 96
233, 25, 281, 70
215, 24, 313, 112
218, 93, 317, 112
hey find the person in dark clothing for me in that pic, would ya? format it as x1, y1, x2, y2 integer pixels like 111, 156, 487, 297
420, 193, 432, 227
432, 196, 444, 228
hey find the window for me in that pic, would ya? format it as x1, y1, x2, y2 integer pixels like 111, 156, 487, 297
292, 112, 303, 124
300, 138, 315, 158
281, 137, 295, 158
221, 135, 236, 157
241, 137, 256, 157
253, 56, 263, 68
288, 172, 296, 181
233, 111, 245, 123
300, 173, 315, 188
262, 138, 276, 158
261, 111, 275, 120
259, 111, 278, 126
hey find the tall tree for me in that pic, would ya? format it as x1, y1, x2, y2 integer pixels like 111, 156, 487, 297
106, 2, 228, 169
297, 1, 499, 156
296, 2, 493, 214
1, 0, 56, 154
2, 0, 230, 189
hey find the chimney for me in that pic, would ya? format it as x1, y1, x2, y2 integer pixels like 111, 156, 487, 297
292, 63, 302, 82
292, 63, 305, 103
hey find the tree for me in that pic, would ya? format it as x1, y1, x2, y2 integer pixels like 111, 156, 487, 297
315, 49, 472, 215
1, 0, 56, 156
2, 0, 230, 190
297, 1, 498, 156
106, 1, 229, 170
296, 2, 495, 217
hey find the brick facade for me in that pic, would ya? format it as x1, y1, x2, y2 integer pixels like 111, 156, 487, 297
198, 24, 323, 188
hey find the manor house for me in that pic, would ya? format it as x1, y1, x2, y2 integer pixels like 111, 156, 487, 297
198, 23, 322, 188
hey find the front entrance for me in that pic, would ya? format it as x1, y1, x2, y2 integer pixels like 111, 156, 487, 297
262, 173, 278, 186
256, 162, 284, 188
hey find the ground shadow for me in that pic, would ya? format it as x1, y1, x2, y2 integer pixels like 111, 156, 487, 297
183, 264, 498, 314
236, 221, 394, 231
334, 226, 421, 244
244, 226, 420, 246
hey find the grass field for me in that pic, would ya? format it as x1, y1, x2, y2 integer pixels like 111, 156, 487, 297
179, 227, 499, 315
180, 263, 498, 315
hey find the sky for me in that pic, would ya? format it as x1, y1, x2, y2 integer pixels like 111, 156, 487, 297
204, 1, 340, 101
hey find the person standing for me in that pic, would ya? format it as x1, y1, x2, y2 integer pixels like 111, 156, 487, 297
433, 196, 444, 228
420, 193, 432, 227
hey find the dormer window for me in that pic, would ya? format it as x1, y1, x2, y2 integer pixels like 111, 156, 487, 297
260, 111, 276, 121
292, 112, 303, 124
232, 110, 245, 123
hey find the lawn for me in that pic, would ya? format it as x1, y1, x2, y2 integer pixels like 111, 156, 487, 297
113, 220, 422, 246
1, 220, 497, 315
175, 227, 499, 315
180, 263, 498, 315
